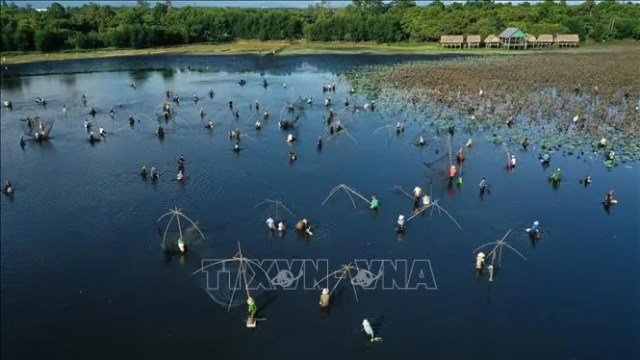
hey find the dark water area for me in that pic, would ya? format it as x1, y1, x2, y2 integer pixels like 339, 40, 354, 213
0, 53, 470, 78
1, 55, 638, 360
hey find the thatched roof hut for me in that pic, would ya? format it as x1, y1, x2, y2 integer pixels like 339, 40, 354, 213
484, 34, 500, 48
499, 27, 528, 49
555, 34, 580, 47
537, 34, 554, 47
440, 35, 464, 48
527, 34, 537, 44
466, 35, 481, 48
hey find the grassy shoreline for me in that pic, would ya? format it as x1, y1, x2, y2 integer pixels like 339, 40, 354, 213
2, 40, 638, 65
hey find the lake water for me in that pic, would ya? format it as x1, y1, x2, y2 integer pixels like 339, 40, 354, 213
1, 55, 639, 360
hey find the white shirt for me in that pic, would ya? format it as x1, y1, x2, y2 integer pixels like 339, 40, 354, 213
277, 222, 285, 231
266, 218, 275, 229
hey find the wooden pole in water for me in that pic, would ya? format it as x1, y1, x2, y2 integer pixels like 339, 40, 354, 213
448, 133, 453, 167
237, 241, 251, 299
175, 208, 183, 240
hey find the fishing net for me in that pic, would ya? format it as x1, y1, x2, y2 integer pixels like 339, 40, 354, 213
21, 116, 54, 139
196, 258, 270, 310
156, 207, 205, 253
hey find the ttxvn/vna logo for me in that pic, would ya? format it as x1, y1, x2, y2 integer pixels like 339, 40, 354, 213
196, 258, 437, 293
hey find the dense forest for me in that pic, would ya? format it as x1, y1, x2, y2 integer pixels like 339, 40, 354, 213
1, 0, 639, 53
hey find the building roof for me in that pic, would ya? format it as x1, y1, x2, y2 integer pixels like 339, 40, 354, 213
466, 35, 481, 43
555, 34, 580, 42
484, 34, 500, 43
537, 34, 554, 43
527, 35, 537, 42
499, 27, 526, 39
440, 35, 464, 44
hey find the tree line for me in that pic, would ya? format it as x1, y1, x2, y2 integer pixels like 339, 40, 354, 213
1, 0, 639, 53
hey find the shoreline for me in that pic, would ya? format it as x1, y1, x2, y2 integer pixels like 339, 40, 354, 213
2, 40, 637, 65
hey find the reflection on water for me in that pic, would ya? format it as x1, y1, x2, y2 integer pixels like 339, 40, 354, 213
1, 55, 638, 360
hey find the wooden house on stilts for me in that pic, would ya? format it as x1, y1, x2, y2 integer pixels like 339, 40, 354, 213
499, 27, 528, 50
465, 35, 481, 48
555, 34, 580, 47
537, 34, 554, 47
484, 34, 500, 48
440, 35, 464, 49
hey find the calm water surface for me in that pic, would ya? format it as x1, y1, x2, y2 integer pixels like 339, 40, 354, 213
1, 55, 639, 360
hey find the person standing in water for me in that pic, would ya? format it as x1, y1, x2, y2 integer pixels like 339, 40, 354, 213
604, 189, 616, 206
508, 155, 516, 170
370, 195, 379, 210
456, 148, 465, 163
266, 216, 275, 231
296, 219, 313, 236
412, 186, 422, 208
580, 175, 592, 186
527, 220, 540, 237
413, 186, 422, 199
550, 168, 562, 183
449, 165, 457, 181
319, 288, 330, 308
247, 297, 257, 320
421, 194, 430, 207
88, 131, 98, 143
178, 155, 186, 172
540, 153, 551, 164
3, 180, 13, 194
475, 252, 485, 271
396, 215, 406, 233
479, 177, 487, 191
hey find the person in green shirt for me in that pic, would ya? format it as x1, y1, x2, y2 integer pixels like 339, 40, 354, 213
247, 297, 257, 318
550, 168, 562, 183
370, 195, 379, 210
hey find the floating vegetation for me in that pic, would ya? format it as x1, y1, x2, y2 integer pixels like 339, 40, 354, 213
346, 48, 640, 161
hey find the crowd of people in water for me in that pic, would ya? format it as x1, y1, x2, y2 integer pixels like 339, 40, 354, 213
4, 79, 623, 225
2, 76, 625, 333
